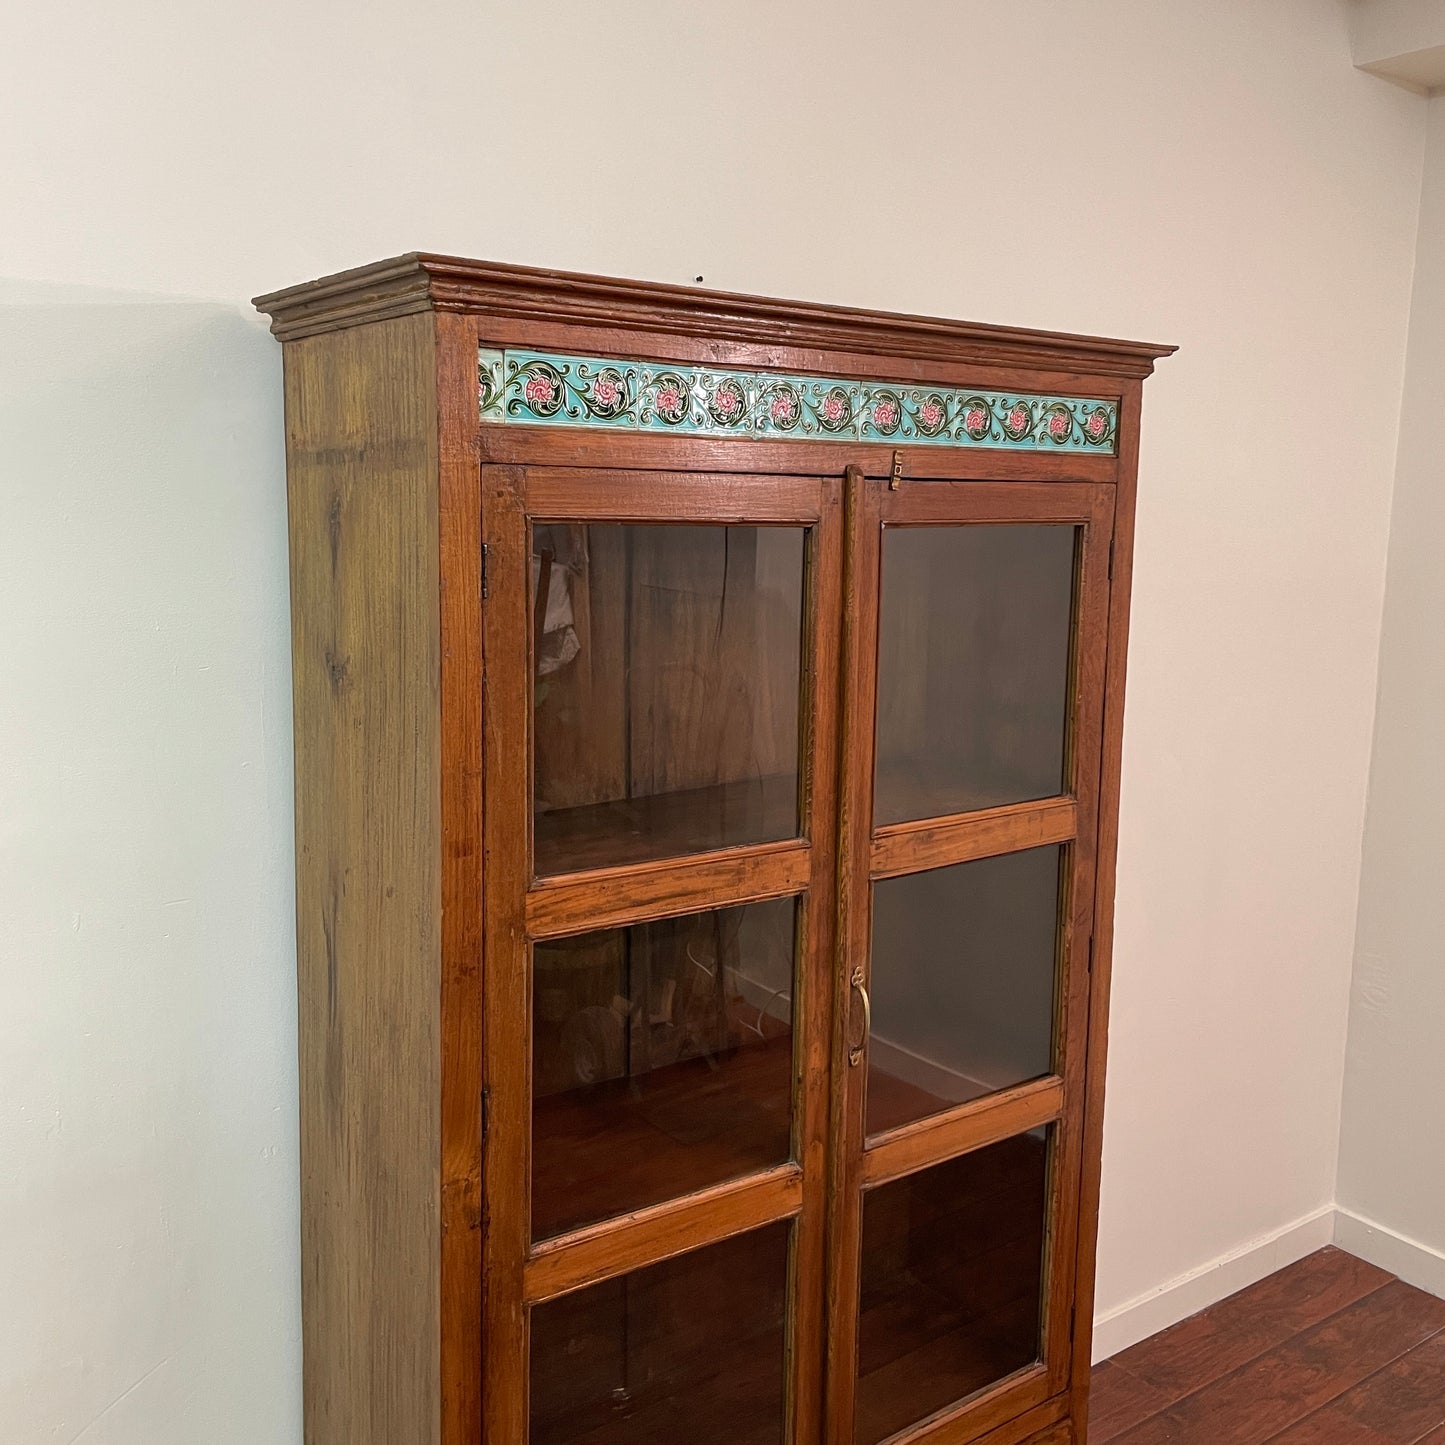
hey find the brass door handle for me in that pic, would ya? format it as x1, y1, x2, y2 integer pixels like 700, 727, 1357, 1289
849, 965, 871, 1067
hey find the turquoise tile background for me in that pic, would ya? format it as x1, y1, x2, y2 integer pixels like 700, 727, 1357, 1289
479, 348, 1117, 454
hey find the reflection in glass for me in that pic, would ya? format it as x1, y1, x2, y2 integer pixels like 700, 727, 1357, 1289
532, 898, 796, 1241
532, 524, 806, 876
875, 524, 1077, 824
866, 847, 1062, 1137
854, 1133, 1051, 1444
531, 1223, 790, 1445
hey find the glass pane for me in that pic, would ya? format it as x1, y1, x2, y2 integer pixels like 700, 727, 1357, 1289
533, 524, 806, 876
875, 524, 1077, 825
855, 1132, 1051, 1444
532, 898, 796, 1241
531, 1222, 790, 1445
866, 847, 1061, 1137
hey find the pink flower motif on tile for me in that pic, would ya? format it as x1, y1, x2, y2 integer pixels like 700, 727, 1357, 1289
1086, 410, 1108, 438
965, 406, 989, 433
872, 399, 899, 429
656, 384, 684, 417
770, 393, 797, 423
713, 388, 740, 417
1007, 405, 1029, 434
592, 376, 620, 408
919, 401, 944, 429
525, 374, 556, 407
822, 393, 847, 423
1049, 412, 1070, 438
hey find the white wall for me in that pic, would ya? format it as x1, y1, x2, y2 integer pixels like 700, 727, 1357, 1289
1350, 0, 1445, 90
1336, 92, 1445, 1295
0, 3, 1427, 1440
0, 289, 298, 1442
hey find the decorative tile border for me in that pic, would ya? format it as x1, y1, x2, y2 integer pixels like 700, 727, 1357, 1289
478, 348, 1117, 454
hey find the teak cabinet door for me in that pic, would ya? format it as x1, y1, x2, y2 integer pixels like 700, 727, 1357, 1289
825, 471, 1115, 1445
480, 465, 845, 1445
479, 462, 1112, 1445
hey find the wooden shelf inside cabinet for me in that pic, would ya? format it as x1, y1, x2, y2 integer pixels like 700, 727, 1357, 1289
534, 773, 800, 880
255, 253, 1172, 1445
530, 1033, 982, 1246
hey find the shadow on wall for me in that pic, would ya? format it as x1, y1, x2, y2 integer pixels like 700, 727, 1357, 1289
0, 283, 302, 1445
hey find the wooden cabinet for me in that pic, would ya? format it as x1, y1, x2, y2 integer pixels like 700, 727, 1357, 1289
255, 256, 1172, 1445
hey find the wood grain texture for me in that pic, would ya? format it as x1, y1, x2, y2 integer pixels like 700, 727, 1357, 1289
479, 425, 1120, 486
533, 774, 799, 877
253, 253, 1176, 378
521, 465, 823, 523
1089, 1248, 1445, 1445
871, 799, 1078, 880
1109, 1278, 1445, 1445
973, 1401, 1071, 1445
495, 461, 844, 1445
525, 839, 810, 939
1085, 1363, 1171, 1443
435, 310, 485, 1445
862, 1078, 1065, 1188
857, 1132, 1054, 1444
529, 1027, 794, 1245
789, 475, 847, 1445
1069, 379, 1144, 1434
262, 258, 1172, 1445
479, 465, 533, 1444
285, 313, 442, 1445
878, 480, 1103, 526
824, 467, 882, 1445
825, 468, 1115, 1445
1045, 486, 1115, 1402
1270, 1327, 1445, 1442
883, 1367, 1054, 1445
524, 1164, 803, 1304
1111, 1245, 1393, 1399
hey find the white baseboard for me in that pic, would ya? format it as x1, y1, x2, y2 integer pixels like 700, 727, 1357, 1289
1090, 1205, 1337, 1362
1335, 1205, 1445, 1299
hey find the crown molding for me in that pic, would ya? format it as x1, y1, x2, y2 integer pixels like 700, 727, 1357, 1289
253, 253, 1176, 379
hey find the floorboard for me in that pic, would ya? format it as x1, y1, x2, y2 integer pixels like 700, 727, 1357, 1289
1087, 1360, 1173, 1441
1091, 1247, 1445, 1445
1110, 1246, 1394, 1399
1270, 1329, 1445, 1443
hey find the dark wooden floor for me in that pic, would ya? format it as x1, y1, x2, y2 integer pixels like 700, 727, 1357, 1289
1091, 1247, 1445, 1443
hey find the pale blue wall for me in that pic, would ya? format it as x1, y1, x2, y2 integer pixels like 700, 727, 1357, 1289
0, 288, 299, 1444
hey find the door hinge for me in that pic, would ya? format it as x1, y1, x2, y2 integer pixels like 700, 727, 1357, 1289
889, 449, 905, 490
481, 543, 490, 601
480, 1086, 491, 1143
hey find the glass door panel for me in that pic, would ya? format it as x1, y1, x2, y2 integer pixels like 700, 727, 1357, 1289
854, 1132, 1052, 1445
531, 1222, 792, 1445
875, 524, 1077, 824
483, 467, 841, 1445
532, 897, 798, 1241
828, 473, 1114, 1445
533, 523, 806, 877
866, 847, 1063, 1138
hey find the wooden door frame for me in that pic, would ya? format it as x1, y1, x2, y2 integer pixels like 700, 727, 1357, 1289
824, 471, 1116, 1445
479, 462, 846, 1445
